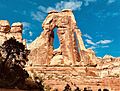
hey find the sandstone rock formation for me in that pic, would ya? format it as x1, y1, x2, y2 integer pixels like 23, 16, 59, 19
0, 20, 23, 45
28, 9, 97, 66
22, 9, 120, 91
97, 56, 120, 78
0, 11, 120, 91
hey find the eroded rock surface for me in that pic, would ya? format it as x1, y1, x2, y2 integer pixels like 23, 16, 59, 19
0, 20, 23, 44
0, 12, 120, 91
28, 9, 97, 66
27, 9, 120, 91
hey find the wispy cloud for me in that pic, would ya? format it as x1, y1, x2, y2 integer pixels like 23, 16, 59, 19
85, 44, 89, 47
89, 45, 109, 50
22, 22, 33, 36
84, 0, 96, 6
31, 11, 45, 22
38, 6, 46, 12
89, 46, 96, 49
101, 45, 109, 48
112, 12, 119, 16
46, 0, 83, 12
22, 22, 30, 28
28, 1, 38, 5
108, 0, 116, 4
85, 38, 113, 49
31, 0, 82, 22
22, 22, 31, 34
83, 34, 92, 39
31, 0, 97, 22
13, 10, 27, 15
96, 40, 113, 44
85, 39, 96, 45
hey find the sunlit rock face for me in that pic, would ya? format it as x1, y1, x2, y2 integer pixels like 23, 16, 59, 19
0, 20, 10, 32
0, 20, 23, 45
97, 56, 120, 78
28, 9, 97, 66
19, 9, 120, 91
10, 22, 23, 42
0, 11, 120, 91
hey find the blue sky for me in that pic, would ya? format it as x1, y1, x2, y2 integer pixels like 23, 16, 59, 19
0, 0, 120, 57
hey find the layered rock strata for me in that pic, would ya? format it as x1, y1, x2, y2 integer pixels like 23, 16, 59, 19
0, 20, 24, 44
28, 9, 97, 66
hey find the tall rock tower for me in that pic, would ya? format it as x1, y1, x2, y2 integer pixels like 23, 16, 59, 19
29, 9, 97, 66
0, 20, 24, 45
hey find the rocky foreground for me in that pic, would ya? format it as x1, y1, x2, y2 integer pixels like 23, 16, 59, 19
26, 56, 120, 91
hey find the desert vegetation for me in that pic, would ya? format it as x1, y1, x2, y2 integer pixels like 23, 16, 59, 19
0, 37, 44, 90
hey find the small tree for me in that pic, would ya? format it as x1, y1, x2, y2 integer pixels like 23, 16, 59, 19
0, 37, 29, 88
63, 84, 72, 91
35, 77, 44, 91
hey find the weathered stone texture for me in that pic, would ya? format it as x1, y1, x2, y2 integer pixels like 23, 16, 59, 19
26, 9, 120, 91
26, 66, 120, 91
97, 56, 120, 78
0, 20, 10, 32
10, 22, 23, 33
28, 9, 97, 66
0, 20, 23, 44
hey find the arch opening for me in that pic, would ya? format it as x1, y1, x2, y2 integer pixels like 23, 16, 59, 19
53, 27, 60, 49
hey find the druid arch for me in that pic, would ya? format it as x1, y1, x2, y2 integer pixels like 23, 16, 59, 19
29, 9, 90, 65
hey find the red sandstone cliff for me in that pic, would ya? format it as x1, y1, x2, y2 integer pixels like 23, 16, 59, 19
28, 9, 97, 66
26, 10, 120, 91
0, 10, 120, 91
